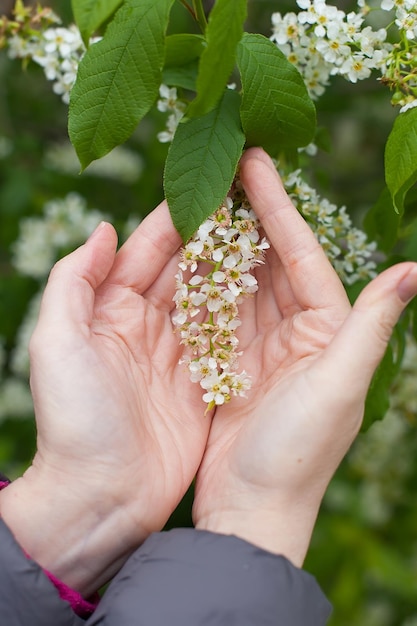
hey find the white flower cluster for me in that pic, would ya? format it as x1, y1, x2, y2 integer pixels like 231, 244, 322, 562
271, 0, 391, 99
0, 136, 13, 159
172, 187, 270, 410
0, 340, 5, 379
0, 194, 141, 423
12, 193, 107, 279
9, 291, 42, 378
283, 168, 377, 284
0, 378, 34, 424
380, 0, 417, 112
271, 0, 417, 112
44, 141, 143, 184
7, 21, 86, 104
347, 337, 417, 523
382, 0, 417, 40
0, 288, 38, 423
323, 335, 417, 549
157, 84, 187, 143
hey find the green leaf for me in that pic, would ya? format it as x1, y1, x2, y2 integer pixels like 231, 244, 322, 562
361, 345, 395, 431
162, 62, 199, 91
385, 107, 417, 215
237, 33, 316, 154
361, 313, 409, 431
162, 34, 204, 91
69, 0, 174, 170
314, 126, 332, 153
410, 296, 417, 342
187, 0, 247, 118
164, 34, 205, 67
363, 186, 400, 254
71, 0, 123, 46
404, 216, 417, 262
364, 534, 417, 598
164, 89, 245, 242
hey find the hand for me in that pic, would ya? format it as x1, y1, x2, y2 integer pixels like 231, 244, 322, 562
193, 148, 417, 566
0, 202, 211, 595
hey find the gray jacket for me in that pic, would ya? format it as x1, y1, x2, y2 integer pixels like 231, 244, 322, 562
0, 519, 332, 625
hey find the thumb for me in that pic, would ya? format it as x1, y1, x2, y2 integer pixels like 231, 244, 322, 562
319, 262, 417, 397
34, 222, 118, 338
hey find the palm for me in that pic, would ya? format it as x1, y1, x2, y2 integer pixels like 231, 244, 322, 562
193, 150, 354, 525
92, 281, 209, 489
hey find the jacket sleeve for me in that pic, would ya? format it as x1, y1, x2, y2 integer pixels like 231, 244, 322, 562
0, 520, 85, 626
88, 528, 332, 626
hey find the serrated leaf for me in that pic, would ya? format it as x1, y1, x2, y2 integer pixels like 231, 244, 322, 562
404, 216, 417, 262
71, 0, 123, 46
162, 34, 204, 91
361, 345, 394, 431
69, 0, 174, 170
164, 34, 205, 67
162, 61, 199, 91
187, 0, 247, 118
385, 107, 417, 215
314, 126, 332, 153
164, 89, 245, 242
237, 33, 316, 154
363, 186, 400, 254
410, 297, 417, 342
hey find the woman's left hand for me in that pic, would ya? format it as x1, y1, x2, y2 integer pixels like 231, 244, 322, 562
193, 148, 417, 566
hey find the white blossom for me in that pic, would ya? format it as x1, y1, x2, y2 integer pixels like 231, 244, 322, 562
271, 1, 393, 99
172, 186, 270, 410
7, 24, 89, 104
282, 168, 377, 285
156, 84, 187, 143
0, 340, 6, 380
400, 98, 417, 112
10, 292, 42, 378
12, 193, 108, 279
0, 136, 12, 159
0, 379, 34, 423
44, 142, 143, 183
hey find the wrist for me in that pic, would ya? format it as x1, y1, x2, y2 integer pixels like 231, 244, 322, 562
194, 499, 321, 567
0, 465, 147, 596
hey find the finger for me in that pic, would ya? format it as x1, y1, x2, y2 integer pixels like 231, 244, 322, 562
256, 245, 301, 318
107, 200, 182, 294
143, 252, 182, 309
33, 222, 118, 339
239, 147, 349, 311
237, 252, 285, 345
318, 262, 417, 398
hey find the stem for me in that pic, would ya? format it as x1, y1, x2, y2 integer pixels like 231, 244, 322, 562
178, 0, 196, 20
192, 0, 208, 33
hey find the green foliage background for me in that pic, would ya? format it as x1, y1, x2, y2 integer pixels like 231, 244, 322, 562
0, 1, 417, 624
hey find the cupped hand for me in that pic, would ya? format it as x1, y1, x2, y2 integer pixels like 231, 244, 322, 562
193, 148, 417, 565
1, 202, 211, 593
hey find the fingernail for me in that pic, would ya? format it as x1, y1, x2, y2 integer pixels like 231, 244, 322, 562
87, 221, 107, 242
397, 267, 417, 303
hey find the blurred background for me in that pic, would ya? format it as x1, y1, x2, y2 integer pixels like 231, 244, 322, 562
0, 1, 416, 624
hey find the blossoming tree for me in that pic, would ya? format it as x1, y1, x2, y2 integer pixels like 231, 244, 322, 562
1, 0, 417, 622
